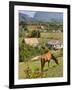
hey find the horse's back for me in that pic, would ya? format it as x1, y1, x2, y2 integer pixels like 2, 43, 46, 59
41, 52, 52, 61
46, 52, 52, 60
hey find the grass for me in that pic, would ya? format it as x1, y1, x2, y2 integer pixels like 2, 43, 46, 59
19, 56, 63, 79
38, 32, 63, 45
41, 32, 63, 40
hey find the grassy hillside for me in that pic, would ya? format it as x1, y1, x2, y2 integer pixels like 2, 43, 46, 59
19, 56, 63, 79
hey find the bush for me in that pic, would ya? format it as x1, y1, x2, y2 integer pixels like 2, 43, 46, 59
19, 39, 31, 62
24, 66, 32, 79
31, 30, 40, 38
19, 39, 42, 62
19, 38, 49, 62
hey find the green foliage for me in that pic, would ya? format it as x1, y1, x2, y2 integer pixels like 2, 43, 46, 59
19, 39, 31, 62
19, 38, 46, 62
32, 69, 41, 78
31, 30, 40, 38
48, 22, 63, 32
24, 65, 32, 79
60, 48, 63, 56
19, 21, 29, 37
19, 21, 27, 28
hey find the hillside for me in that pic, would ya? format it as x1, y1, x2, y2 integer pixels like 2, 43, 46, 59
19, 11, 63, 23
34, 12, 63, 22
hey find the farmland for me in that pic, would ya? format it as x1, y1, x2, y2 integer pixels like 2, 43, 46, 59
39, 32, 63, 44
41, 32, 63, 40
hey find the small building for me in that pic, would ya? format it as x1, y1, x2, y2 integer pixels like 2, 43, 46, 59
47, 40, 63, 49
56, 30, 62, 33
24, 38, 39, 46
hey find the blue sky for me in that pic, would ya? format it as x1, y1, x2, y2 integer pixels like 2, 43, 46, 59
19, 10, 36, 18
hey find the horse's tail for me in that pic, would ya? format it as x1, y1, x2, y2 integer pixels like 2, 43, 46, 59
52, 54, 59, 65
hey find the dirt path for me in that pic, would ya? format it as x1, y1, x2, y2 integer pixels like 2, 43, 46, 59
31, 55, 41, 61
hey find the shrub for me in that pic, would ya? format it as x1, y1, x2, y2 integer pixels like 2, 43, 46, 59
24, 65, 32, 79
31, 30, 40, 38
31, 68, 41, 78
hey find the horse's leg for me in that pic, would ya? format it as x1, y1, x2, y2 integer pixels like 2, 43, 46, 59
52, 54, 59, 65
48, 60, 50, 67
41, 59, 45, 77
41, 59, 45, 72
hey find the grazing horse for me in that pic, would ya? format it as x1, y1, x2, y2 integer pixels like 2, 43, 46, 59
40, 52, 59, 72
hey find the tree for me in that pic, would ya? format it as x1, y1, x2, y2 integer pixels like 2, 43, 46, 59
19, 39, 30, 62
19, 21, 29, 37
31, 30, 40, 38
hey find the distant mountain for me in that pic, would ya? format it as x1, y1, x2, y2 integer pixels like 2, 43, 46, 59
19, 12, 63, 23
34, 12, 63, 22
19, 13, 33, 22
19, 13, 38, 23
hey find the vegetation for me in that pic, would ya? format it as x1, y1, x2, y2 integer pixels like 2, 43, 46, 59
19, 38, 49, 62
19, 55, 63, 79
31, 30, 40, 38
19, 21, 29, 37
19, 19, 63, 79
41, 32, 63, 40
48, 22, 63, 31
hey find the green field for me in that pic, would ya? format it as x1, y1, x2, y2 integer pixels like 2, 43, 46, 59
41, 32, 63, 39
38, 32, 63, 46
19, 56, 63, 79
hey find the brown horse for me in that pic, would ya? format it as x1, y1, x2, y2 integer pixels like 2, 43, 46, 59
40, 52, 59, 72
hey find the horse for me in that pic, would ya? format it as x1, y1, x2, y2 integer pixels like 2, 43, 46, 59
40, 51, 59, 72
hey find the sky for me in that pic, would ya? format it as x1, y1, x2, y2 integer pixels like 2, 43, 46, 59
19, 10, 36, 18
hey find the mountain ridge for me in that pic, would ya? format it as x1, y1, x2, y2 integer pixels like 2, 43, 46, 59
19, 12, 63, 23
